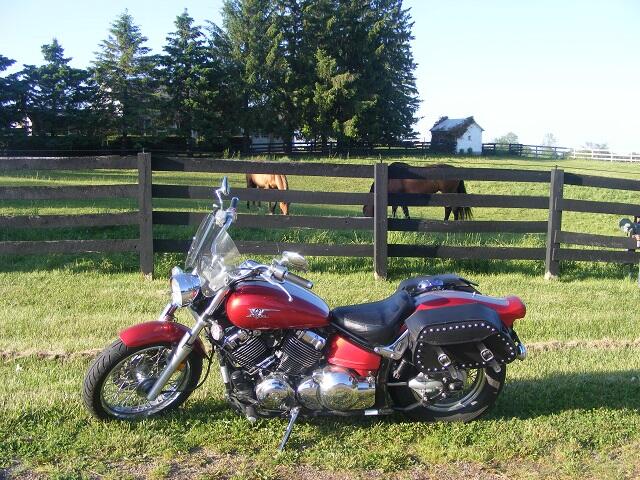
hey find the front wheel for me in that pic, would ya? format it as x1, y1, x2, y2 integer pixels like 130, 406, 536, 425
389, 366, 506, 422
83, 340, 203, 420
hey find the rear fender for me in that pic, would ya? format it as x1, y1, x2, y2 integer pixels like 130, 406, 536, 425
119, 321, 207, 358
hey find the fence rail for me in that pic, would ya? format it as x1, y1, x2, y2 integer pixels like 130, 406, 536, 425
1, 154, 638, 279
0, 154, 143, 270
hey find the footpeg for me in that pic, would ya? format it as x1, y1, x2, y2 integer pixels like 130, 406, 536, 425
277, 406, 301, 451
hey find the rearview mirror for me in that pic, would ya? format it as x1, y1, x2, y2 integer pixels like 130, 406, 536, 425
280, 251, 308, 271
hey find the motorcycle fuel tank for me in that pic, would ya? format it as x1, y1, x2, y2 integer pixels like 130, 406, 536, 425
226, 280, 330, 330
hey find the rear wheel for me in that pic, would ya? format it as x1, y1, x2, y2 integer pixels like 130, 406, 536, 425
389, 365, 505, 422
83, 340, 203, 420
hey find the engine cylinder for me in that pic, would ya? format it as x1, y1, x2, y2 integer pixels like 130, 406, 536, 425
277, 331, 324, 374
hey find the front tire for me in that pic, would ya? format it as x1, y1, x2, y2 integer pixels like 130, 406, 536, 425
83, 340, 203, 420
389, 366, 506, 422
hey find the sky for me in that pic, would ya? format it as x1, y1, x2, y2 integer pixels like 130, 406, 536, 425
1, 0, 639, 151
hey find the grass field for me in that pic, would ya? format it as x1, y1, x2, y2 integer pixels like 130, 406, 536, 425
1, 155, 640, 479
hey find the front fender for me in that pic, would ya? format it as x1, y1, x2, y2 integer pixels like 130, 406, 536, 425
119, 321, 207, 358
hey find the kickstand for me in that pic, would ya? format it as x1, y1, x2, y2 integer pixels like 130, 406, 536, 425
277, 407, 301, 452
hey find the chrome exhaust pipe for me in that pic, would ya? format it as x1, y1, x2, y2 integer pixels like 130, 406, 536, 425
516, 343, 527, 361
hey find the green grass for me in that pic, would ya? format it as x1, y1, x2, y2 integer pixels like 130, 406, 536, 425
1, 156, 640, 478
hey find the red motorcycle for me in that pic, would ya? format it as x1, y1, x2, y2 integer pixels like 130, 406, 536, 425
83, 178, 527, 450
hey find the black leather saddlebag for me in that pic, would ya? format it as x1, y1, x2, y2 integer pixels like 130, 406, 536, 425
405, 303, 517, 372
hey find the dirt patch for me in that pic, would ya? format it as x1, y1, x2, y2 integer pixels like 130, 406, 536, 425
527, 338, 640, 352
0, 348, 100, 361
3, 338, 640, 363
2, 452, 512, 480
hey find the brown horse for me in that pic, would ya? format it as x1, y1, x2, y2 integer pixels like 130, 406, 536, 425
245, 173, 290, 215
362, 162, 472, 221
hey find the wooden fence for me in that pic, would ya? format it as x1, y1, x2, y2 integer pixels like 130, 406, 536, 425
0, 154, 145, 272
1, 154, 639, 280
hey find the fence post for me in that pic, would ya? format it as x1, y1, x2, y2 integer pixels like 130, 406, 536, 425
374, 162, 388, 279
545, 168, 564, 280
138, 152, 154, 279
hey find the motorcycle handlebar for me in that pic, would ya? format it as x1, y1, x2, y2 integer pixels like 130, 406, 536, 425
284, 271, 314, 289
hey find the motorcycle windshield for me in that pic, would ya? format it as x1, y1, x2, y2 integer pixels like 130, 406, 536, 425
185, 212, 240, 295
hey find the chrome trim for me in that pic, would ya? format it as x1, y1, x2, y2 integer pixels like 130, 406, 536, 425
146, 287, 228, 401
516, 342, 527, 360
296, 330, 326, 351
156, 302, 178, 322
407, 373, 444, 400
413, 290, 510, 307
220, 366, 230, 384
170, 272, 201, 307
255, 374, 295, 410
374, 330, 410, 360
146, 314, 207, 401
296, 377, 322, 410
316, 366, 376, 411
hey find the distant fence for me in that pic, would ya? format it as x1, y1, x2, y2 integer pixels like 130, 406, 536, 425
570, 148, 640, 162
4, 142, 638, 162
1, 155, 639, 279
248, 141, 431, 157
250, 141, 640, 163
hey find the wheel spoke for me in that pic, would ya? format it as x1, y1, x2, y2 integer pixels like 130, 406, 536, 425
99, 345, 191, 419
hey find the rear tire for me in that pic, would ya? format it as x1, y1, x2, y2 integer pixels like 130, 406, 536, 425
83, 340, 203, 420
389, 365, 506, 422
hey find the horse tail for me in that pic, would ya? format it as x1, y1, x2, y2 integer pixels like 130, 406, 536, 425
275, 174, 289, 215
457, 180, 473, 220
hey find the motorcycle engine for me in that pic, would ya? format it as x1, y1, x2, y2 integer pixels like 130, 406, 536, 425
222, 327, 377, 412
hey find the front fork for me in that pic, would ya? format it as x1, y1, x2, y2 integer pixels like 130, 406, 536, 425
146, 287, 228, 401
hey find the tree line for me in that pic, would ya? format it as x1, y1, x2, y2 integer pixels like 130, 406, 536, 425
0, 1, 419, 152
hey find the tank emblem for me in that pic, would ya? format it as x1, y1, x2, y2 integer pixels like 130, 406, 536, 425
247, 308, 279, 319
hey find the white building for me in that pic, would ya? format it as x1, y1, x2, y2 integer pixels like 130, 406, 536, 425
430, 116, 484, 154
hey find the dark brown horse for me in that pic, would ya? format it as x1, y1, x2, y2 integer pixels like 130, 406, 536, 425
362, 162, 472, 220
245, 173, 290, 215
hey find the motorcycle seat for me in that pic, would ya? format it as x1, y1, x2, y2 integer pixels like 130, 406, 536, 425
330, 290, 414, 345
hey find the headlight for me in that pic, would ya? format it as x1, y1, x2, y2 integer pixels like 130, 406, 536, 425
170, 272, 201, 307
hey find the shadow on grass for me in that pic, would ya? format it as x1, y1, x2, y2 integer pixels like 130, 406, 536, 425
495, 370, 640, 420
178, 370, 640, 433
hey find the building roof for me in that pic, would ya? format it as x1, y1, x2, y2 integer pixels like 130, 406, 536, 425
430, 116, 484, 134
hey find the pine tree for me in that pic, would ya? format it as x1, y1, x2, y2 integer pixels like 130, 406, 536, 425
15, 40, 92, 137
310, 0, 418, 147
0, 55, 18, 134
161, 10, 209, 148
203, 22, 245, 144
221, 0, 288, 149
93, 10, 158, 141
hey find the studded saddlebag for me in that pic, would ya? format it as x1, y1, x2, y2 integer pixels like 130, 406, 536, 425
405, 303, 517, 373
